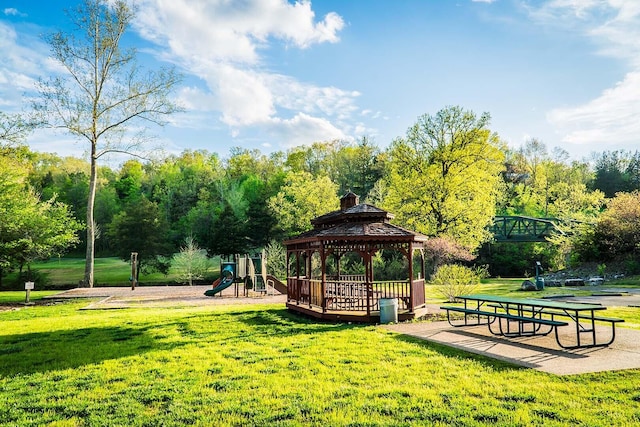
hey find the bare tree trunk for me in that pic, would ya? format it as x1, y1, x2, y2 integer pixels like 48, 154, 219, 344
83, 150, 98, 288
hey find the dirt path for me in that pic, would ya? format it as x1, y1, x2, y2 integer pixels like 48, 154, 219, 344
46, 285, 286, 309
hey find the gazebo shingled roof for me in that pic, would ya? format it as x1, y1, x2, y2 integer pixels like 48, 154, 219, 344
288, 218, 427, 243
286, 191, 427, 244
311, 203, 393, 227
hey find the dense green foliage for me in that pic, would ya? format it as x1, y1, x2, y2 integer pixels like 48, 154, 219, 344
1, 300, 640, 426
385, 107, 505, 250
107, 197, 172, 275
590, 150, 640, 197
0, 155, 81, 280
5, 101, 640, 282
593, 192, 640, 261
268, 171, 339, 236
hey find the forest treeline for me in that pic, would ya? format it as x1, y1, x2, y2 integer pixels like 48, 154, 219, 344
3, 106, 640, 280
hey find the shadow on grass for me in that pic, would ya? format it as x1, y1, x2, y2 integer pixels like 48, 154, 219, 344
390, 332, 526, 373
0, 307, 366, 377
229, 307, 368, 334
0, 325, 182, 377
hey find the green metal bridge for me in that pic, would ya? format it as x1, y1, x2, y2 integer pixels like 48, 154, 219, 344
490, 216, 565, 242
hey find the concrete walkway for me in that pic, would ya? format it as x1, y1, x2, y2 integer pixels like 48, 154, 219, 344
384, 320, 640, 375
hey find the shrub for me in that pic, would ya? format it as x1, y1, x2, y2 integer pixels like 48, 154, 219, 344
264, 240, 286, 280
595, 191, 640, 259
424, 236, 474, 278
172, 237, 210, 286
430, 264, 481, 303
4, 269, 51, 291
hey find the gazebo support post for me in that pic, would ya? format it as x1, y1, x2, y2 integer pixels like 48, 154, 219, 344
295, 251, 301, 305
408, 242, 414, 311
286, 250, 291, 302
306, 250, 312, 308
365, 246, 372, 318
420, 249, 425, 282
320, 243, 327, 313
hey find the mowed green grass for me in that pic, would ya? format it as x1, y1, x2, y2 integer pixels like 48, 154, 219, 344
2, 300, 640, 426
7, 257, 220, 288
30, 258, 137, 286
0, 291, 59, 305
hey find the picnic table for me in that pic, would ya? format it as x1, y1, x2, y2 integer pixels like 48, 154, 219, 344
440, 294, 624, 349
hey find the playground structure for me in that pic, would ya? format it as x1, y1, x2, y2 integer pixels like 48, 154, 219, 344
204, 251, 286, 297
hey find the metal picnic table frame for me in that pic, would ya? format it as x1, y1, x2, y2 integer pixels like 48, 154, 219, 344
441, 294, 624, 350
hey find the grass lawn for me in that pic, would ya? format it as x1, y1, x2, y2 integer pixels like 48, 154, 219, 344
424, 275, 640, 307
1, 298, 640, 426
0, 291, 59, 305
3, 257, 221, 289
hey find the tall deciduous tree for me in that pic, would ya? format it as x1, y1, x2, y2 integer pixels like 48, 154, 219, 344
0, 154, 81, 277
33, 0, 182, 287
502, 140, 599, 219
384, 106, 505, 250
107, 196, 172, 278
590, 150, 640, 197
0, 112, 33, 146
333, 137, 384, 200
268, 171, 339, 237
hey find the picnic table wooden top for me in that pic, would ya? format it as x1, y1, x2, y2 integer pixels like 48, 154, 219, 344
456, 294, 607, 312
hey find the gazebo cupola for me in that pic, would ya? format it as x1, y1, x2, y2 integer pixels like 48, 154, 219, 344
340, 191, 359, 210
284, 192, 429, 322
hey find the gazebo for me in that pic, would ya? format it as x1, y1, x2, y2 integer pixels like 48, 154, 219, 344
285, 191, 429, 322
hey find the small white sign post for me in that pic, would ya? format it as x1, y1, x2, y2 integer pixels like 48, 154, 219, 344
24, 281, 35, 304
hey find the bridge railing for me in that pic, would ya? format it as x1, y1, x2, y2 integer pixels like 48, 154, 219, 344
491, 215, 564, 242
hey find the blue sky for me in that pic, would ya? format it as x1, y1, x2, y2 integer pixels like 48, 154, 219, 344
1, 0, 639, 162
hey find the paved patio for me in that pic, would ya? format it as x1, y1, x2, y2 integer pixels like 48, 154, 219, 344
385, 320, 640, 375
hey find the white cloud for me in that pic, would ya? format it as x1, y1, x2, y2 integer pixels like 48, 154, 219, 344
0, 22, 52, 112
548, 71, 640, 145
215, 64, 276, 127
134, 0, 344, 63
530, 1, 640, 147
267, 74, 360, 117
264, 113, 346, 148
3, 8, 26, 17
132, 0, 358, 149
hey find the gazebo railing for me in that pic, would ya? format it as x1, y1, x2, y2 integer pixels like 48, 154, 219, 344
287, 277, 323, 307
325, 280, 371, 311
288, 277, 423, 312
326, 274, 365, 282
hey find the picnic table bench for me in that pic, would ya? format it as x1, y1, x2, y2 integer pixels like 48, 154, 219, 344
441, 294, 624, 349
